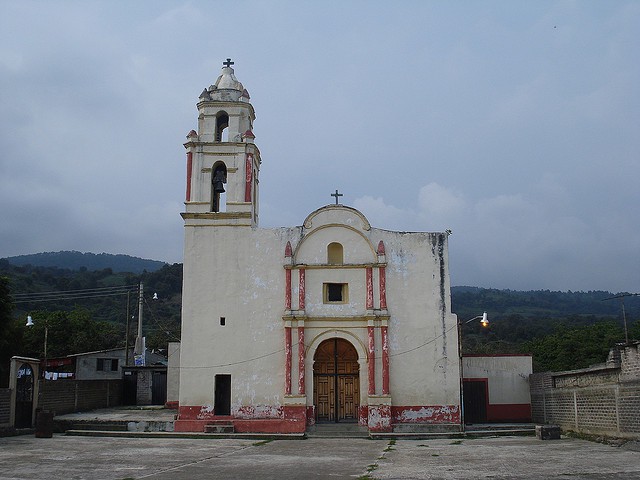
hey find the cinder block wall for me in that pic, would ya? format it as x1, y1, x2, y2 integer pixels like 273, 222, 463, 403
39, 380, 122, 414
531, 343, 640, 439
0, 388, 10, 426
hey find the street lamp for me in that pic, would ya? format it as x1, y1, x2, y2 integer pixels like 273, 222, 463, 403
458, 312, 489, 430
25, 314, 53, 438
25, 315, 48, 379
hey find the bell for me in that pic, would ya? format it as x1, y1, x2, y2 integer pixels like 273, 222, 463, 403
213, 182, 225, 194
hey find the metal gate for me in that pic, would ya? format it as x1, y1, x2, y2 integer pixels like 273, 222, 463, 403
151, 371, 167, 405
123, 370, 138, 406
15, 363, 34, 428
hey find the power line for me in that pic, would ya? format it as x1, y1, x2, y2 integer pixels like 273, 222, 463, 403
12, 284, 139, 304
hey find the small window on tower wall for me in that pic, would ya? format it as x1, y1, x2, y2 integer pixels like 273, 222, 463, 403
324, 283, 348, 303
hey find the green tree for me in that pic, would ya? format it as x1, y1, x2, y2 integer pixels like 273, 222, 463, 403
524, 321, 624, 372
0, 276, 19, 386
20, 308, 123, 359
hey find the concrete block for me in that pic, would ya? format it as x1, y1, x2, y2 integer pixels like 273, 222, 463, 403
536, 424, 561, 440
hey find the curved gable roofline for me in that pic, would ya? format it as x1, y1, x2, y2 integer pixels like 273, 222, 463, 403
302, 204, 371, 232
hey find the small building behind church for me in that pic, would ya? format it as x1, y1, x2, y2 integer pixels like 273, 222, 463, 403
174, 61, 463, 434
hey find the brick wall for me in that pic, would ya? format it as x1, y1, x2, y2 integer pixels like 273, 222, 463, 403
531, 342, 640, 439
0, 388, 10, 425
39, 380, 122, 415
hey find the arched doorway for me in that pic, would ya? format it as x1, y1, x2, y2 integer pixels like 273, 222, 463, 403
15, 363, 34, 428
313, 338, 359, 423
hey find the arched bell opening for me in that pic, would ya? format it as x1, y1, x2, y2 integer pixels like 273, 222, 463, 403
313, 338, 360, 423
211, 162, 227, 213
215, 112, 229, 142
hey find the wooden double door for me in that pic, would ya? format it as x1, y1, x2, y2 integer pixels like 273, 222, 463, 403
313, 338, 360, 422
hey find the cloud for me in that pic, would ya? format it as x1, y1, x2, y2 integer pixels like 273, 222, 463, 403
0, 1, 638, 292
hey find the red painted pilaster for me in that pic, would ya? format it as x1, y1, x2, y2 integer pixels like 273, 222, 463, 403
368, 326, 375, 395
285, 269, 292, 309
366, 267, 374, 310
298, 269, 305, 310
285, 242, 292, 310
244, 154, 253, 202
382, 325, 390, 395
285, 327, 292, 395
379, 266, 387, 310
298, 326, 305, 395
185, 152, 193, 201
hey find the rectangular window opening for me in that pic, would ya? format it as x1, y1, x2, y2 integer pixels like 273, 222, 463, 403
220, 317, 226, 326
324, 283, 348, 304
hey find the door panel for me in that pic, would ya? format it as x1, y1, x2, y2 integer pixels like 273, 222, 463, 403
313, 338, 360, 423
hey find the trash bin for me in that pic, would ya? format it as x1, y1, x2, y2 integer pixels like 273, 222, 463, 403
35, 410, 54, 438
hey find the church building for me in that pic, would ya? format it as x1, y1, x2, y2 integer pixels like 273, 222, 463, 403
174, 60, 462, 434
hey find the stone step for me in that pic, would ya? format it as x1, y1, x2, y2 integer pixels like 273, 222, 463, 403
54, 420, 129, 432
204, 423, 235, 433
307, 423, 369, 438
465, 423, 535, 432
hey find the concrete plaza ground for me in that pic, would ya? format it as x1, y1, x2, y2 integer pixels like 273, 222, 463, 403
1, 434, 639, 480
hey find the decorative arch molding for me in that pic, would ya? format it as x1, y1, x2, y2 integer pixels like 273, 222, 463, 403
292, 224, 377, 265
303, 205, 371, 231
306, 329, 368, 364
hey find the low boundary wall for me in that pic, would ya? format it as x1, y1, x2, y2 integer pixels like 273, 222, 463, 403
531, 342, 640, 439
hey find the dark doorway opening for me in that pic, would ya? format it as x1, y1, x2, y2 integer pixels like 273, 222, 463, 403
215, 374, 231, 416
15, 363, 34, 428
152, 371, 167, 405
123, 370, 138, 406
463, 379, 488, 424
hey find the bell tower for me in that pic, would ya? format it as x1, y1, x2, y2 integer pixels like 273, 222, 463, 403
182, 59, 261, 226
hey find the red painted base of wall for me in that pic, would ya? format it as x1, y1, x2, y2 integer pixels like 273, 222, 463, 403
165, 401, 179, 410
174, 405, 307, 433
487, 403, 531, 423
174, 404, 463, 433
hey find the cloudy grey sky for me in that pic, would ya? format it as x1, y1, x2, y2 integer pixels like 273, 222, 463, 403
1, 1, 638, 292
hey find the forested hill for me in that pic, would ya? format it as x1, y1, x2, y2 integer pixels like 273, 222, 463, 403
3, 251, 166, 274
0, 258, 638, 375
451, 286, 640, 321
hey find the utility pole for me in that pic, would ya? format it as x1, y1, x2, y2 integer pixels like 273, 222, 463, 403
134, 282, 145, 364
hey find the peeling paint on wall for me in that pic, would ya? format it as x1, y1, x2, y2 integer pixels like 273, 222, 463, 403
392, 405, 460, 424
234, 405, 283, 419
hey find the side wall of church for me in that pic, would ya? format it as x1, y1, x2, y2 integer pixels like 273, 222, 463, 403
375, 229, 460, 424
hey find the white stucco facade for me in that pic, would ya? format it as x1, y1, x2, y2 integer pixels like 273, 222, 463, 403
175, 62, 462, 433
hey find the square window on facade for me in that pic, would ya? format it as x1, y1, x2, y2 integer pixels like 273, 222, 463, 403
324, 283, 348, 303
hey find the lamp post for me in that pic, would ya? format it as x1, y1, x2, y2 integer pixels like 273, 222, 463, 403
25, 314, 53, 438
458, 312, 489, 430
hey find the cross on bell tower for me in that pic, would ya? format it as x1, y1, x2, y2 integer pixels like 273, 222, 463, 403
223, 58, 234, 68
331, 190, 343, 205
